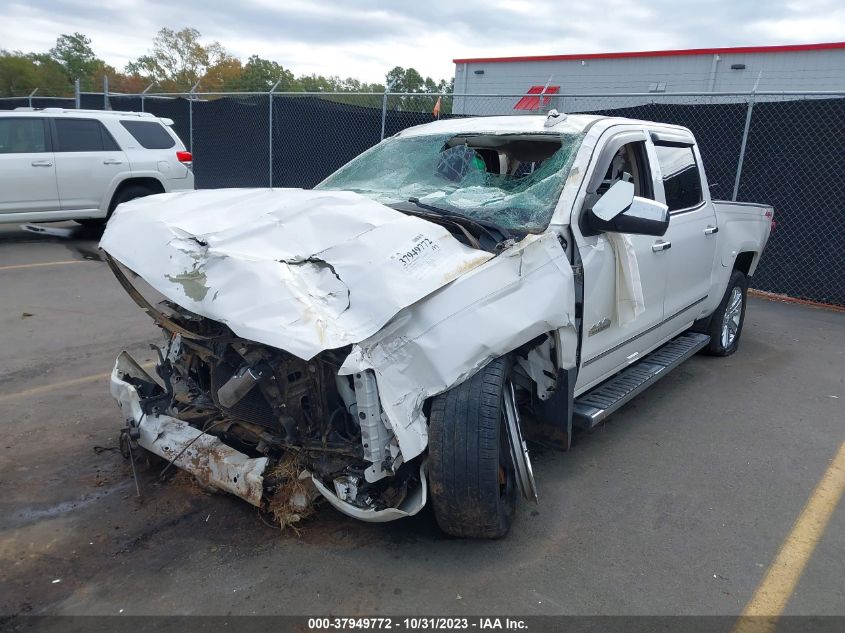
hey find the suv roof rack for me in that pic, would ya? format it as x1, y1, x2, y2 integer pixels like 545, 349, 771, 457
12, 107, 157, 118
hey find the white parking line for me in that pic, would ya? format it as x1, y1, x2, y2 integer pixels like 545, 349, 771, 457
0, 260, 92, 272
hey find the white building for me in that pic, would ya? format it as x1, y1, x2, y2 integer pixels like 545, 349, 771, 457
452, 41, 845, 114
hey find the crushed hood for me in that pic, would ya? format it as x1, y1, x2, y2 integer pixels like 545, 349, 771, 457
100, 188, 493, 359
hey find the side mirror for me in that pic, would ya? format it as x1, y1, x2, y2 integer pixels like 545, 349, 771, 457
592, 180, 635, 221
586, 196, 670, 237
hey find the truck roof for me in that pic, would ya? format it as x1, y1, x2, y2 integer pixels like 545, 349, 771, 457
396, 113, 692, 138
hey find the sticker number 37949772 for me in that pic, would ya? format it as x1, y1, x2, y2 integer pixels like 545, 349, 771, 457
394, 234, 440, 272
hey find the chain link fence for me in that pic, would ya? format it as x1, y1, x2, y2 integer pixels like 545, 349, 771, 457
1, 89, 843, 306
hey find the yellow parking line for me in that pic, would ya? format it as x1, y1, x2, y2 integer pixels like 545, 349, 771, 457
733, 440, 845, 633
0, 362, 155, 404
0, 260, 91, 272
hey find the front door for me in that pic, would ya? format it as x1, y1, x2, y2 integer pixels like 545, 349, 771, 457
576, 232, 670, 392
573, 130, 669, 393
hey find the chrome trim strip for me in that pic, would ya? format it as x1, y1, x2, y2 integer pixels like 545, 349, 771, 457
582, 295, 708, 367
669, 200, 707, 216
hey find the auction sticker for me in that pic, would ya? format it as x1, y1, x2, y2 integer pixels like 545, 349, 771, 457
392, 233, 443, 276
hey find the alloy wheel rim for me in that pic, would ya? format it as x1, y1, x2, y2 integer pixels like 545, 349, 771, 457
721, 287, 743, 348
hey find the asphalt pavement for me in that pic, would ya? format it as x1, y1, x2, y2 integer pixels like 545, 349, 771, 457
1, 222, 843, 621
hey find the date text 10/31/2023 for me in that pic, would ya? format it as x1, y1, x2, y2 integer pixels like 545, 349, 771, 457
307, 617, 529, 630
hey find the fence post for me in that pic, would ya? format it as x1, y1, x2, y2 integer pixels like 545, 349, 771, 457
732, 99, 755, 201
731, 72, 762, 201
188, 81, 200, 153
103, 75, 109, 110
380, 90, 388, 140
74, 80, 80, 109
380, 80, 397, 141
140, 82, 155, 113
268, 78, 282, 187
188, 98, 193, 152
28, 88, 38, 109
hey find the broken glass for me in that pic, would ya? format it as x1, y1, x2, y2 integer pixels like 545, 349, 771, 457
316, 131, 585, 233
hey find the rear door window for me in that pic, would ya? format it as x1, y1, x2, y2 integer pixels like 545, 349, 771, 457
119, 120, 175, 149
0, 118, 48, 153
54, 118, 120, 152
654, 144, 703, 211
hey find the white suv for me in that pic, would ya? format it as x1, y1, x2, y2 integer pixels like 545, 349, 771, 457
0, 108, 195, 226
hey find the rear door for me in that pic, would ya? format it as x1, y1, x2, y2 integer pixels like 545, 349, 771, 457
648, 134, 718, 323
117, 119, 190, 180
0, 116, 59, 214
51, 117, 127, 211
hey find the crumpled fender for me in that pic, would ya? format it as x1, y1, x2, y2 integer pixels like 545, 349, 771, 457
340, 232, 577, 461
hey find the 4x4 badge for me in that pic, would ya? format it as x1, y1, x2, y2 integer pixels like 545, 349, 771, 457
588, 317, 611, 337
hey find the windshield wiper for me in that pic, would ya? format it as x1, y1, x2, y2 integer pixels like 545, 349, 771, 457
406, 197, 513, 242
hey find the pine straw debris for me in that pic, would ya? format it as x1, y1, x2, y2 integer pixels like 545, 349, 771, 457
264, 453, 319, 532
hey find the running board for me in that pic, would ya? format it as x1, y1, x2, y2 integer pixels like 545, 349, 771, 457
573, 332, 710, 429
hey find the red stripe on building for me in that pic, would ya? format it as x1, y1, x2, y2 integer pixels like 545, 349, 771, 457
513, 86, 560, 110
453, 41, 845, 65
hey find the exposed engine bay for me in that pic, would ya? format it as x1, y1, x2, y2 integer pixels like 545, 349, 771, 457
112, 291, 430, 522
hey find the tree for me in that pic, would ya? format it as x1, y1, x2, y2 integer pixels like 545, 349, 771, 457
0, 51, 72, 97
385, 66, 452, 112
29, 54, 79, 94
50, 33, 103, 89
125, 27, 231, 90
333, 77, 384, 93
202, 57, 243, 92
386, 66, 424, 93
239, 55, 295, 92
0, 51, 38, 96
295, 73, 336, 92
106, 69, 148, 94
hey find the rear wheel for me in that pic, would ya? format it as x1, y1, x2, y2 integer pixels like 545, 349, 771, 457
428, 356, 517, 539
75, 184, 154, 228
704, 270, 748, 356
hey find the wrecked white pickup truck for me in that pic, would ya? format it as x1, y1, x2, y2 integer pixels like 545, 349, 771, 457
102, 111, 773, 538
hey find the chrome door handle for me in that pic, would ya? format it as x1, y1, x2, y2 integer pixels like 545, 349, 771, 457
704, 226, 719, 235
103, 159, 123, 165
652, 240, 671, 252
31, 160, 53, 167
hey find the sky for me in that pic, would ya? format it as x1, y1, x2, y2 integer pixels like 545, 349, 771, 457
3, 0, 845, 83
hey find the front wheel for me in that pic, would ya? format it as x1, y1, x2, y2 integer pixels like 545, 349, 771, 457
428, 356, 517, 539
704, 270, 748, 356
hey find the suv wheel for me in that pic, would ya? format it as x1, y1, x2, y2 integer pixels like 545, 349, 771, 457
704, 270, 748, 356
428, 356, 517, 539
76, 185, 153, 228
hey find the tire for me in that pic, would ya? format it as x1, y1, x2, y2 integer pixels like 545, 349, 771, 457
75, 184, 153, 228
428, 356, 517, 539
704, 269, 748, 356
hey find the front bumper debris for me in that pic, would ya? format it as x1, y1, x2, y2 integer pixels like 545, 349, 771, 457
110, 351, 429, 520
311, 464, 427, 523
110, 351, 269, 506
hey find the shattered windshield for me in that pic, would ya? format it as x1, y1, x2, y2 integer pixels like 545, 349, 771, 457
315, 131, 585, 233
